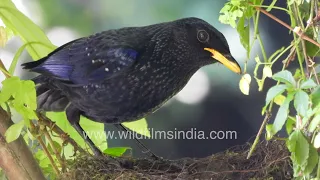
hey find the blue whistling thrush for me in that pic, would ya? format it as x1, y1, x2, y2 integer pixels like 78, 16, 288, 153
22, 17, 241, 156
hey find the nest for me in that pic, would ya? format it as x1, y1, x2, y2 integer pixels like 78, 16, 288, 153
59, 140, 292, 180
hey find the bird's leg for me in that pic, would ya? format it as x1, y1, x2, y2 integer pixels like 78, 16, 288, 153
115, 124, 162, 160
66, 105, 103, 156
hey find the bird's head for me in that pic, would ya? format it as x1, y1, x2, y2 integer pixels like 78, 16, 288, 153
173, 17, 241, 74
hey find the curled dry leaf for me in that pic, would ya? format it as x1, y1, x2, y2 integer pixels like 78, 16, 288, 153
263, 66, 273, 78
239, 73, 251, 95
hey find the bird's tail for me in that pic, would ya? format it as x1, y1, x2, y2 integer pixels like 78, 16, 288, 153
33, 76, 69, 112
21, 58, 46, 70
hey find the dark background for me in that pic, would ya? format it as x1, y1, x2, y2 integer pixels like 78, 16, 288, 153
1, 0, 292, 159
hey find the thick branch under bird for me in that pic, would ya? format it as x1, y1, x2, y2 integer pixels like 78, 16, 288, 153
22, 17, 241, 156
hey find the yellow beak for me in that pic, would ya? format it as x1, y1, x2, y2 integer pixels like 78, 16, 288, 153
204, 48, 241, 74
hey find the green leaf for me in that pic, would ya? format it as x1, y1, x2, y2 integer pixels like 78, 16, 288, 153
301, 79, 317, 89
305, 28, 320, 57
0, 76, 19, 104
47, 112, 108, 157
0, 26, 13, 47
4, 120, 24, 143
0, 77, 37, 120
265, 84, 288, 106
294, 90, 310, 116
236, 15, 250, 55
272, 70, 296, 86
47, 141, 62, 155
287, 130, 309, 166
286, 116, 295, 135
272, 93, 293, 134
303, 145, 318, 175
274, 94, 286, 105
317, 156, 320, 179
0, 0, 56, 59
122, 118, 150, 137
219, 1, 245, 28
230, 0, 242, 6
308, 114, 320, 132
266, 0, 278, 11
103, 147, 131, 157
311, 87, 320, 108
265, 124, 274, 140
294, 69, 302, 79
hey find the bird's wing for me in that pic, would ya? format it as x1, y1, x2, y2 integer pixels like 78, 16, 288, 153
29, 33, 138, 85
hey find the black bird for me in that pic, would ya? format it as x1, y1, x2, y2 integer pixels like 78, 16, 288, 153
22, 17, 241, 156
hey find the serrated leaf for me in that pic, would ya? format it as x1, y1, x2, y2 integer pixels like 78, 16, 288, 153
294, 90, 309, 116
265, 84, 288, 106
103, 147, 131, 157
272, 93, 293, 134
220, 4, 231, 13
287, 130, 309, 166
0, 77, 37, 120
5, 120, 24, 143
301, 79, 317, 89
0, 76, 19, 104
308, 114, 320, 132
272, 70, 296, 86
122, 118, 150, 137
303, 145, 318, 175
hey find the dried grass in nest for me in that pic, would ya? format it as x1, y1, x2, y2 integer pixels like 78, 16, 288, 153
59, 140, 292, 180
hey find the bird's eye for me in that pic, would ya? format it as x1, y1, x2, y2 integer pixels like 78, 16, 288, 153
197, 30, 209, 43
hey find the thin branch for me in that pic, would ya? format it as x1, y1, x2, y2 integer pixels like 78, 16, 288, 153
37, 113, 86, 154
30, 122, 60, 175
249, 2, 320, 48
43, 127, 67, 172
247, 112, 271, 159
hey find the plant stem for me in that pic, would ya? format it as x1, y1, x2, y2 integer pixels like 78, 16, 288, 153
271, 43, 294, 64
0, 59, 10, 78
252, 10, 268, 62
250, 4, 290, 13
43, 127, 66, 172
30, 122, 60, 175
247, 112, 271, 159
250, 2, 320, 47
37, 113, 86, 154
